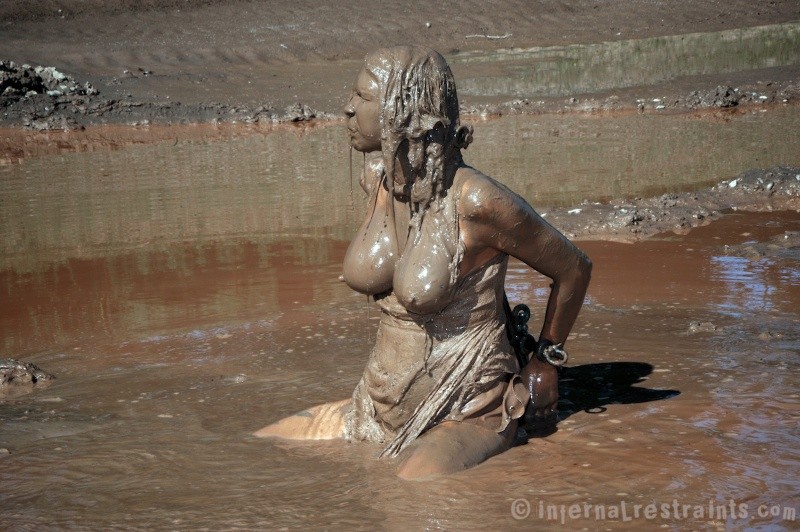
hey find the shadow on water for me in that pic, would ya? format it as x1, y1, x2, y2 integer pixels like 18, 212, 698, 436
522, 362, 680, 438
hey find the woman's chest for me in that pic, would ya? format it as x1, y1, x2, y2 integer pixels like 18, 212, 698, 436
342, 191, 461, 315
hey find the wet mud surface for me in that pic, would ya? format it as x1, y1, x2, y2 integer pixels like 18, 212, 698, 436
0, 209, 798, 529
0, 112, 798, 529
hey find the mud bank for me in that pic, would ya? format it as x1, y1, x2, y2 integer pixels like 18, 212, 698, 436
2, 1, 800, 129
541, 165, 800, 241
471, 78, 800, 118
1, 61, 329, 130
2, 57, 799, 130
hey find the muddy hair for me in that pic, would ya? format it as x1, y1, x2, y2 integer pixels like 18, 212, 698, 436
364, 46, 473, 213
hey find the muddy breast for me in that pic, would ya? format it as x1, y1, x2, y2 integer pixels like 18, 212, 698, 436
344, 167, 461, 312
392, 208, 459, 315
342, 202, 397, 295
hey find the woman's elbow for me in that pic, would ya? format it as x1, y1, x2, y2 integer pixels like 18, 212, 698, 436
554, 254, 591, 291
575, 254, 592, 286
582, 255, 593, 278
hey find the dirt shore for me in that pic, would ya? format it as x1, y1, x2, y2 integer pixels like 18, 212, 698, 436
543, 165, 800, 242
2, 0, 800, 128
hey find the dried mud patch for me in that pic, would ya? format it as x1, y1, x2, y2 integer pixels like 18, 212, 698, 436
2, 59, 800, 131
1, 61, 331, 130
545, 166, 800, 241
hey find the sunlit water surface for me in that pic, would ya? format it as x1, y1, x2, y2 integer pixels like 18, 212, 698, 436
1, 109, 798, 529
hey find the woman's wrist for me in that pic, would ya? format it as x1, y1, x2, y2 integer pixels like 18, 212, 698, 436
535, 338, 569, 366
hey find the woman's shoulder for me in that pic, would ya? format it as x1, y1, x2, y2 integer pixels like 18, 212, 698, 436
454, 165, 525, 222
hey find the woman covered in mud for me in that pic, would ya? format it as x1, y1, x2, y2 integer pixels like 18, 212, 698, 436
255, 46, 591, 480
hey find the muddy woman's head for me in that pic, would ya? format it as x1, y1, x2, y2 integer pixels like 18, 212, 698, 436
346, 46, 473, 208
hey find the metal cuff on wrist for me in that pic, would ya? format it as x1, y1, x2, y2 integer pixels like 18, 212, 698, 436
536, 339, 569, 367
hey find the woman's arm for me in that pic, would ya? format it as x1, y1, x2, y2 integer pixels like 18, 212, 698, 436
458, 168, 592, 346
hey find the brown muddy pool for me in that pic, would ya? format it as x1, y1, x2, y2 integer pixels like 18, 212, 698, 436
1, 110, 799, 529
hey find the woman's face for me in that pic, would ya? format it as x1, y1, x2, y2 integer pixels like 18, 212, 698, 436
344, 67, 382, 153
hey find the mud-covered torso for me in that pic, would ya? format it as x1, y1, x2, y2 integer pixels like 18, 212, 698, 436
341, 163, 524, 455
343, 251, 521, 453
342, 163, 462, 316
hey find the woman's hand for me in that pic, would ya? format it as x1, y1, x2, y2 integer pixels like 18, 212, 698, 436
519, 354, 559, 426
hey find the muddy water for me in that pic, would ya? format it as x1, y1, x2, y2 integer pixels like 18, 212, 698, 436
1, 112, 799, 528
469, 106, 800, 206
3, 106, 800, 275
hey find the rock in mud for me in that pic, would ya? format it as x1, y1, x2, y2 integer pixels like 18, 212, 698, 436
723, 230, 800, 261
686, 321, 718, 334
284, 102, 316, 122
1, 61, 97, 100
686, 85, 739, 109
711, 85, 739, 108
1, 60, 100, 130
0, 358, 55, 398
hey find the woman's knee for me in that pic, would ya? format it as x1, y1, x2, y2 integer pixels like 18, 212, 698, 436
395, 421, 513, 480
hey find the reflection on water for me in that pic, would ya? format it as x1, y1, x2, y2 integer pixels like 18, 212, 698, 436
712, 255, 779, 316
0, 122, 359, 272
452, 22, 800, 98
3, 106, 800, 276
469, 106, 800, 205
1, 112, 799, 527
0, 237, 353, 356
